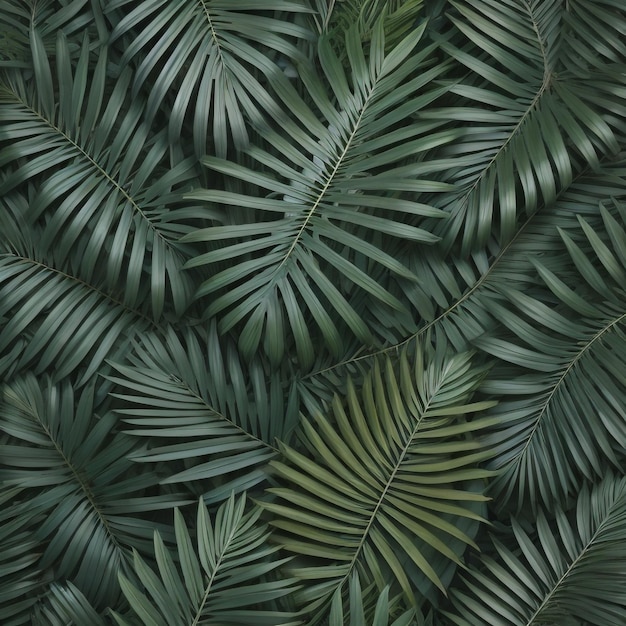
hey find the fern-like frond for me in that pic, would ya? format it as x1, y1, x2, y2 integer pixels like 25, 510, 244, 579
112, 494, 297, 626
445, 473, 626, 626
107, 325, 294, 504
0, 29, 204, 322
262, 339, 496, 621
476, 197, 626, 510
183, 17, 453, 368
0, 374, 186, 609
424, 0, 624, 253
107, 0, 311, 159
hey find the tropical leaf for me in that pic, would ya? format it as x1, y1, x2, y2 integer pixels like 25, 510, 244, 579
0, 189, 153, 385
0, 27, 204, 323
423, 0, 624, 252
182, 16, 454, 368
444, 473, 626, 626
475, 197, 626, 511
0, 374, 186, 609
111, 494, 298, 626
106, 325, 296, 504
31, 582, 110, 626
327, 573, 417, 626
261, 338, 497, 620
107, 0, 312, 159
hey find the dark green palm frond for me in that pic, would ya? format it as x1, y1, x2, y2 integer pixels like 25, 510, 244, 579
0, 28, 204, 323
31, 582, 110, 626
183, 18, 454, 368
0, 374, 187, 609
262, 339, 497, 620
0, 191, 154, 385
424, 0, 623, 253
300, 158, 626, 413
444, 473, 626, 626
106, 325, 292, 504
475, 197, 626, 511
327, 573, 417, 626
106, 0, 312, 159
111, 494, 298, 626
0, 493, 49, 626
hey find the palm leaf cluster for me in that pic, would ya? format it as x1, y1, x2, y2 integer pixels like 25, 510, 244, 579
2, 0, 626, 624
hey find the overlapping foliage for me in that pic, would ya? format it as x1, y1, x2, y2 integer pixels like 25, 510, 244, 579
2, 0, 626, 624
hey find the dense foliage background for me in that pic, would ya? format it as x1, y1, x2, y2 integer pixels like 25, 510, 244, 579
2, 0, 626, 624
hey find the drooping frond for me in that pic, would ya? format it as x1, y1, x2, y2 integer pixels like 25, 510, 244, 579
106, 325, 294, 504
183, 16, 454, 368
444, 473, 626, 626
476, 197, 626, 511
262, 339, 496, 620
0, 28, 204, 323
424, 0, 624, 253
111, 494, 298, 626
0, 374, 187, 608
107, 0, 312, 158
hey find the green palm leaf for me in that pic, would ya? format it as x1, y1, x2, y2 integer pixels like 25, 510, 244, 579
183, 16, 454, 367
107, 0, 311, 159
0, 374, 186, 608
107, 325, 294, 503
475, 197, 626, 510
0, 192, 153, 384
0, 28, 202, 323
262, 339, 497, 620
424, 0, 623, 252
31, 582, 110, 626
444, 473, 626, 626
112, 494, 297, 626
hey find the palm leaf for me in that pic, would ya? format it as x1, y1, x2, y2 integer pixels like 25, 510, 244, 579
474, 197, 626, 511
327, 572, 417, 626
261, 338, 497, 620
182, 16, 454, 368
31, 582, 110, 626
107, 0, 311, 159
444, 473, 626, 626
0, 28, 203, 323
423, 0, 623, 253
0, 374, 187, 609
106, 325, 294, 504
111, 494, 298, 626
0, 190, 154, 385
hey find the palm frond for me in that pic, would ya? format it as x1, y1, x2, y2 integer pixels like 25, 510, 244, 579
444, 473, 626, 626
475, 197, 626, 511
107, 0, 312, 159
31, 582, 110, 626
0, 374, 187, 608
0, 28, 203, 323
182, 16, 453, 368
0, 192, 153, 385
106, 325, 293, 504
261, 339, 496, 620
327, 572, 417, 626
112, 494, 298, 626
423, 0, 624, 253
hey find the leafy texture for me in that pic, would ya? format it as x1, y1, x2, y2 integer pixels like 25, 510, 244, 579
262, 339, 496, 618
112, 494, 297, 626
2, 0, 626, 624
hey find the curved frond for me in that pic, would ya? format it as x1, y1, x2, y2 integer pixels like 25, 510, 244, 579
106, 325, 293, 504
476, 197, 626, 510
112, 494, 297, 626
0, 375, 186, 609
262, 339, 496, 620
183, 18, 453, 367
0, 28, 202, 322
31, 582, 110, 626
445, 474, 626, 626
107, 0, 312, 158
425, 0, 624, 252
